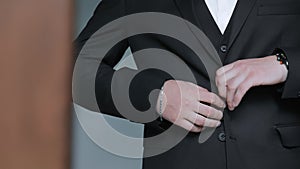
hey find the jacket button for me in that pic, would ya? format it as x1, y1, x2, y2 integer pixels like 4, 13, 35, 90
218, 132, 226, 142
220, 45, 227, 53
298, 91, 300, 97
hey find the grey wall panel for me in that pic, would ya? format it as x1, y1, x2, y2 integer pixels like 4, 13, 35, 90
72, 0, 143, 169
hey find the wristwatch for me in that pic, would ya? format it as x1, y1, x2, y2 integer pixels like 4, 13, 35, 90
272, 48, 289, 70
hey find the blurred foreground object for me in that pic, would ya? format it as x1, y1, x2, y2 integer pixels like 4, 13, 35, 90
0, 0, 72, 169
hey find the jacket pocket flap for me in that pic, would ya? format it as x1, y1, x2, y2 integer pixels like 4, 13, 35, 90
275, 124, 300, 148
258, 4, 300, 15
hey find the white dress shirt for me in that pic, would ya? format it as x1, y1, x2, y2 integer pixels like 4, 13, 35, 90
204, 0, 238, 34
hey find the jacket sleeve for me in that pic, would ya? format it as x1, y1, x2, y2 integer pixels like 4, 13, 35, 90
281, 46, 300, 99
75, 0, 127, 57
74, 0, 130, 118
74, 0, 172, 124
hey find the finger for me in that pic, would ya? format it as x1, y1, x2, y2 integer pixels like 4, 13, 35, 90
184, 112, 221, 128
197, 85, 209, 92
197, 90, 226, 108
177, 119, 203, 133
192, 102, 223, 120
232, 80, 252, 108
216, 86, 226, 100
226, 84, 236, 111
226, 71, 248, 110
215, 74, 227, 99
216, 63, 235, 77
216, 67, 240, 99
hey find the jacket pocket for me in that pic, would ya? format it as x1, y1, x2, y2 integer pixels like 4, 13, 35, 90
274, 124, 300, 148
258, 3, 300, 16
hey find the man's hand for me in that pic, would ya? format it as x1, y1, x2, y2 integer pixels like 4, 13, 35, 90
157, 80, 226, 133
215, 55, 288, 111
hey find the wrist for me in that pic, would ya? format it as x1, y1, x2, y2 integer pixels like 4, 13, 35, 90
271, 55, 288, 82
272, 48, 289, 82
156, 85, 167, 121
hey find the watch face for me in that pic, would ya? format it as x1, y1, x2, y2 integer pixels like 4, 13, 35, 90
274, 48, 288, 69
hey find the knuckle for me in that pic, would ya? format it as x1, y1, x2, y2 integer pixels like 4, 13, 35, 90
207, 93, 215, 103
185, 124, 193, 131
190, 128, 196, 132
217, 75, 226, 84
227, 81, 238, 91
205, 109, 212, 118
189, 113, 197, 123
206, 107, 214, 117
219, 90, 226, 98
204, 119, 215, 127
212, 94, 222, 106
184, 125, 191, 131
194, 127, 202, 133
210, 120, 220, 127
169, 112, 179, 122
201, 106, 210, 117
227, 84, 236, 91
195, 115, 205, 126
215, 110, 223, 120
216, 68, 223, 76
211, 93, 217, 102
190, 126, 199, 133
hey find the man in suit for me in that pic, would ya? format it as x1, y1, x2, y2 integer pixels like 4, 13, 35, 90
75, 0, 300, 168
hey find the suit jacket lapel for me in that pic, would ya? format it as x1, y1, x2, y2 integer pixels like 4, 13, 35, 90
173, 0, 258, 51
227, 0, 258, 49
173, 0, 199, 28
172, 0, 222, 63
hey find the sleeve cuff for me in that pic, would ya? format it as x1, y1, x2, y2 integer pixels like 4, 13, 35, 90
280, 46, 300, 99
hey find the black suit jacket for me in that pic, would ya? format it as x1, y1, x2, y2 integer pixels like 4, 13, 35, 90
75, 0, 300, 169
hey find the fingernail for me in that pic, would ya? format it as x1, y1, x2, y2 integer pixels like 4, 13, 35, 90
217, 121, 221, 127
